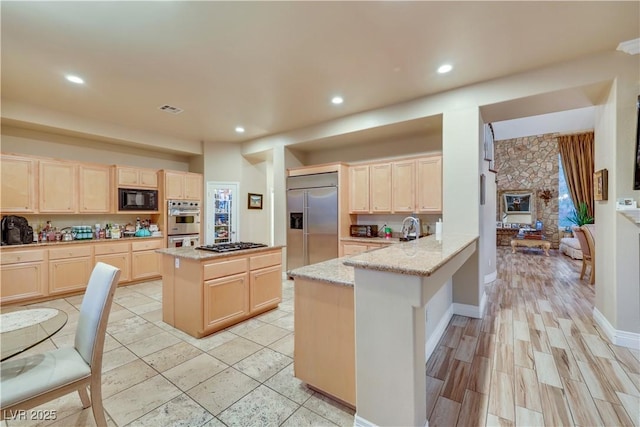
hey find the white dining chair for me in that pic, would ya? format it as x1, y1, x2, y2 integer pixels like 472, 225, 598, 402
0, 262, 121, 427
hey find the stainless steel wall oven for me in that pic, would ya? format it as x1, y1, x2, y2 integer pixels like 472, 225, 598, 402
167, 200, 200, 235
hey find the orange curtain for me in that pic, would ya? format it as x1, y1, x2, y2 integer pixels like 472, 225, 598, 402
558, 132, 594, 217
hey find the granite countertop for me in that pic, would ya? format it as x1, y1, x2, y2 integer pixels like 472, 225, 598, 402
343, 233, 478, 277
288, 257, 355, 287
157, 245, 285, 260
0, 235, 163, 249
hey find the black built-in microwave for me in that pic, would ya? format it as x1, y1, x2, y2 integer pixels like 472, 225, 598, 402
118, 188, 158, 211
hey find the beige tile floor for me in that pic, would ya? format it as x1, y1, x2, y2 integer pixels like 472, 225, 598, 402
3, 279, 355, 427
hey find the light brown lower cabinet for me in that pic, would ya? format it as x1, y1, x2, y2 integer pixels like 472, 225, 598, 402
0, 238, 164, 305
0, 250, 47, 304
162, 248, 283, 338
341, 241, 392, 257
131, 240, 162, 280
48, 246, 92, 295
95, 242, 130, 283
250, 264, 282, 313
294, 277, 355, 407
204, 272, 250, 333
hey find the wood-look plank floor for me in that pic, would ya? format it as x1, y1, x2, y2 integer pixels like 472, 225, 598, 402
426, 247, 640, 427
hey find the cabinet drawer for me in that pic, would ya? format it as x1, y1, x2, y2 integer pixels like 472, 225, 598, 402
204, 257, 248, 281
95, 242, 130, 255
131, 239, 163, 252
249, 251, 281, 270
48, 246, 92, 260
1, 249, 45, 265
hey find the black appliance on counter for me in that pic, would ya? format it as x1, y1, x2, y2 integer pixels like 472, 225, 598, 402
118, 188, 158, 211
196, 242, 267, 253
350, 224, 378, 238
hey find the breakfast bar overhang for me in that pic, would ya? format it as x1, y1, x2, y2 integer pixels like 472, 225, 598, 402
343, 233, 478, 427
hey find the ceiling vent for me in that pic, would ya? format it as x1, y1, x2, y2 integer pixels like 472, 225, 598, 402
158, 104, 184, 114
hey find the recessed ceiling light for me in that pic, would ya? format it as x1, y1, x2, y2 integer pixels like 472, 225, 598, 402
235, 126, 245, 133
437, 64, 453, 74
331, 96, 344, 105
65, 74, 84, 84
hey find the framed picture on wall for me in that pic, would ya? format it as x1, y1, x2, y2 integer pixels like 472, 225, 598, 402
248, 193, 263, 209
594, 169, 608, 201
503, 193, 532, 214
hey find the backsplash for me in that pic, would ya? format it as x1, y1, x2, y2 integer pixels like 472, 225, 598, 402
354, 214, 441, 237
21, 215, 159, 234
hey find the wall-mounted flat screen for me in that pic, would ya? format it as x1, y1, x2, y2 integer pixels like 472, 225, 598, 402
634, 95, 640, 190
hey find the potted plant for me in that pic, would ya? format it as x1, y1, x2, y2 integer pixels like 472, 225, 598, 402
565, 202, 594, 230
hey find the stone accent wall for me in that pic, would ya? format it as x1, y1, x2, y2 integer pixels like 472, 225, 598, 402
495, 133, 560, 248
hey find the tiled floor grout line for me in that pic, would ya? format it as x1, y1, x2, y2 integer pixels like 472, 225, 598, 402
100, 285, 337, 427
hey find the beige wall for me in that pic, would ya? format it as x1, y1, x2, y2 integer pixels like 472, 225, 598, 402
202, 141, 270, 244
444, 107, 482, 307
303, 133, 442, 165
596, 71, 640, 334
1, 125, 190, 170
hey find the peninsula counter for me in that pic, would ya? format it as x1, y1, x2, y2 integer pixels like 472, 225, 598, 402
345, 233, 478, 427
290, 233, 478, 426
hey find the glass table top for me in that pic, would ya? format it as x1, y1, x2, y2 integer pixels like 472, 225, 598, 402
0, 305, 68, 361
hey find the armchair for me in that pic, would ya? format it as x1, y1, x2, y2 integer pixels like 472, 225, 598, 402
574, 225, 595, 284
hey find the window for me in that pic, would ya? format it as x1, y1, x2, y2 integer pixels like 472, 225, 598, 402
558, 155, 576, 228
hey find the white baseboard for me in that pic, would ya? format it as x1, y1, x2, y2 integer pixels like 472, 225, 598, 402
593, 307, 640, 350
425, 304, 454, 361
484, 270, 497, 284
353, 414, 428, 427
452, 292, 487, 319
353, 414, 376, 427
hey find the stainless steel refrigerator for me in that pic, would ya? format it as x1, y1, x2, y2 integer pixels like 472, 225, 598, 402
286, 172, 338, 271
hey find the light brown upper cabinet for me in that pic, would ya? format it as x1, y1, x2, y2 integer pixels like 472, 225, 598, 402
39, 160, 77, 213
369, 163, 392, 213
116, 166, 158, 189
79, 164, 111, 213
392, 160, 416, 213
416, 156, 442, 213
347, 154, 442, 215
165, 171, 202, 200
349, 165, 370, 213
184, 173, 203, 200
1, 154, 38, 213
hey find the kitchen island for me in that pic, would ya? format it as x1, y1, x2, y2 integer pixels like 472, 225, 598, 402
157, 245, 284, 338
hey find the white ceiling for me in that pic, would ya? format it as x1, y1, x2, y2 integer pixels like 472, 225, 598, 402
1, 2, 638, 152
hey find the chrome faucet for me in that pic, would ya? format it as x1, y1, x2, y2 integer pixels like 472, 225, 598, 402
401, 216, 420, 240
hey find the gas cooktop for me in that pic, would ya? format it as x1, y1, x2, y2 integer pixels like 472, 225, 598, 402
196, 242, 268, 253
